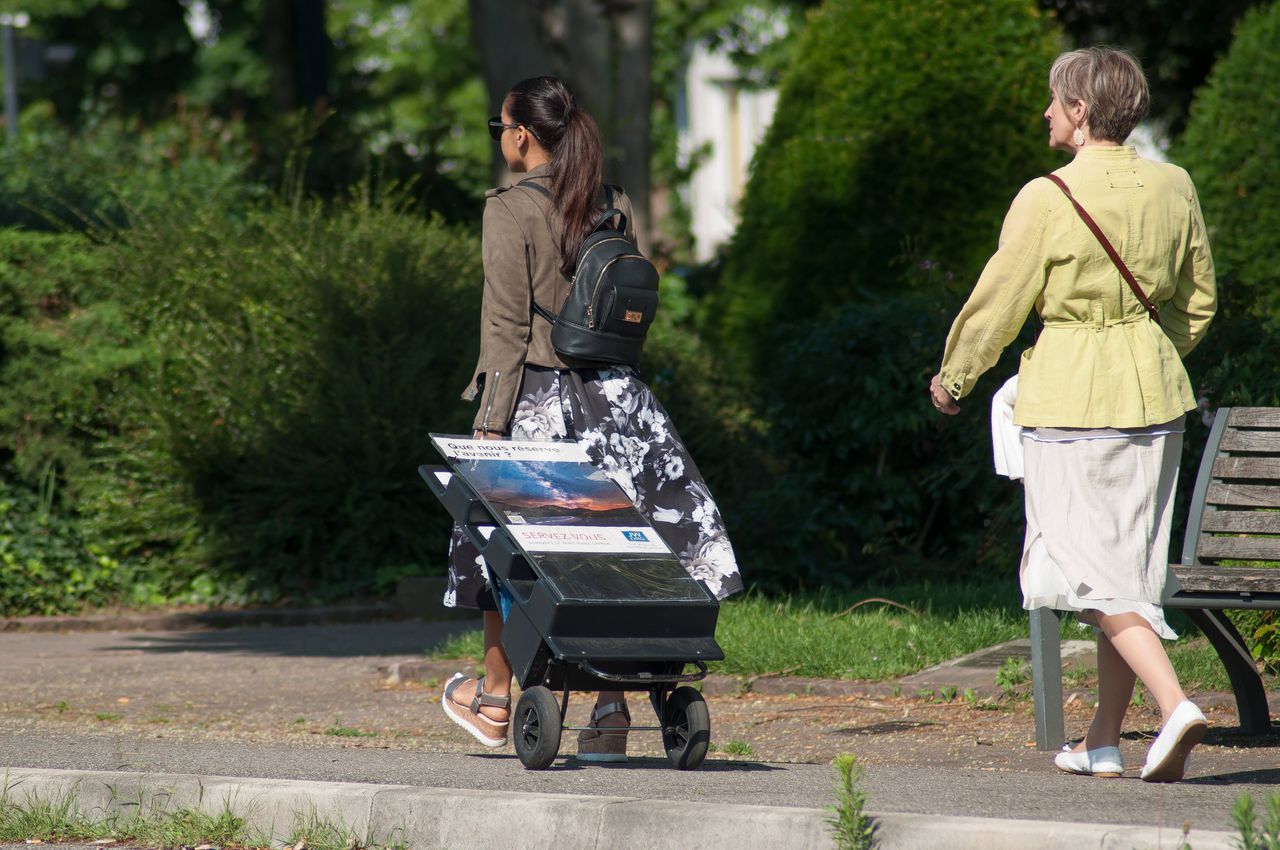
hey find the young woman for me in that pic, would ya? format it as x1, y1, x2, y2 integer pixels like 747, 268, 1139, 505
440, 76, 743, 762
930, 47, 1216, 782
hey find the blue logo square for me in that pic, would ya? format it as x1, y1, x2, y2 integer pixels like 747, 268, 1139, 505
622, 530, 649, 543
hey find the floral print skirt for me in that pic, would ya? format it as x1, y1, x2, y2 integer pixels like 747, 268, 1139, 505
445, 364, 743, 609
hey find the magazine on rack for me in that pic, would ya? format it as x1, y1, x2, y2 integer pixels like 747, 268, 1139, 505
430, 435, 703, 603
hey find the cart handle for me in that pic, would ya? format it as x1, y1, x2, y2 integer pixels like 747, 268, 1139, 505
575, 659, 709, 684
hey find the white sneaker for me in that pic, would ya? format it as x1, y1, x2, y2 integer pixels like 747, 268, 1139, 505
1141, 701, 1207, 782
1054, 744, 1123, 777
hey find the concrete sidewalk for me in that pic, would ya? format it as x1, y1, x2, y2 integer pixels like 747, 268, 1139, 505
0, 764, 1245, 850
1, 620, 1277, 849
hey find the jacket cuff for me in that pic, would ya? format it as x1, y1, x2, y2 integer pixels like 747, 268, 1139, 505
937, 367, 967, 400
471, 364, 522, 433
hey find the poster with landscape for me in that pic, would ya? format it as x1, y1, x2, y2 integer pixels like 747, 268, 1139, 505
430, 435, 675, 558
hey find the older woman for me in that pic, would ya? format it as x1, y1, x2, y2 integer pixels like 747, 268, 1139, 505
930, 47, 1217, 782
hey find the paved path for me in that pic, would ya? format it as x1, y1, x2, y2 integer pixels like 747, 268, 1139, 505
0, 729, 1275, 831
2, 621, 1278, 849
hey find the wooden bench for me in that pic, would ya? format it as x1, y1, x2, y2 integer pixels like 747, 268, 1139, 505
1031, 406, 1280, 749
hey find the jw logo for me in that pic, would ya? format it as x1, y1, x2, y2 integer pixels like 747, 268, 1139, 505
622, 530, 649, 543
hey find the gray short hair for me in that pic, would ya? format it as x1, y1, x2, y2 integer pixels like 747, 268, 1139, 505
1049, 47, 1150, 143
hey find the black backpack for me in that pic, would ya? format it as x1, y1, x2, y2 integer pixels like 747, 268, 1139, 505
520, 180, 659, 366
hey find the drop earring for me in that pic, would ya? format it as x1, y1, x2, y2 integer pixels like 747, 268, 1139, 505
1072, 127, 1086, 147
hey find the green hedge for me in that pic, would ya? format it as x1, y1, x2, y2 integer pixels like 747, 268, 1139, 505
707, 0, 1061, 357
81, 191, 481, 600
0, 108, 255, 232
0, 230, 148, 613
661, 0, 1063, 587
0, 187, 482, 611
1175, 2, 1280, 326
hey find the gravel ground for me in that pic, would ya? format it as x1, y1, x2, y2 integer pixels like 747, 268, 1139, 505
1, 621, 1277, 776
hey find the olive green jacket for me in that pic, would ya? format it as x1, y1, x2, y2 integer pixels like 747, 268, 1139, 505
463, 164, 637, 432
938, 145, 1217, 427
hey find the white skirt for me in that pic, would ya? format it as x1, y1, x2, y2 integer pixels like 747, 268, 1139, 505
1020, 429, 1183, 640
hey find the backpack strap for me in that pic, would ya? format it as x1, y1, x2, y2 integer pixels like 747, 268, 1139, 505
518, 178, 552, 201
516, 179, 625, 324
520, 179, 625, 233
515, 179, 560, 323
1045, 173, 1160, 323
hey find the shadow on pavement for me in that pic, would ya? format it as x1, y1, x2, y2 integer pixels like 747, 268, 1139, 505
464, 753, 783, 772
1186, 768, 1280, 786
94, 621, 475, 659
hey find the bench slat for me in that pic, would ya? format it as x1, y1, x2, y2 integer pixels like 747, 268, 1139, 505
1213, 457, 1280, 480
1205, 482, 1280, 508
1229, 408, 1280, 428
1173, 565, 1280, 593
1220, 431, 1280, 453
1200, 511, 1280, 534
1198, 536, 1280, 562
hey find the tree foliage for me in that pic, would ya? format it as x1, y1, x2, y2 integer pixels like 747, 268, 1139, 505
1174, 1, 1280, 327
707, 0, 1061, 360
1039, 0, 1265, 137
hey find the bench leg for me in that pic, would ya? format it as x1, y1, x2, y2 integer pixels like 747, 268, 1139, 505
1184, 608, 1270, 735
1030, 607, 1065, 750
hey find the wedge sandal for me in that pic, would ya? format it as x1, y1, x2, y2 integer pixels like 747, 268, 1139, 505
576, 700, 629, 763
442, 673, 511, 748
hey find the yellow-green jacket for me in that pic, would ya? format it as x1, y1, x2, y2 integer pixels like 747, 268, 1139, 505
938, 145, 1216, 428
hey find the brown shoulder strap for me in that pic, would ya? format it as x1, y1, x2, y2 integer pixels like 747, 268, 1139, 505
1045, 173, 1160, 324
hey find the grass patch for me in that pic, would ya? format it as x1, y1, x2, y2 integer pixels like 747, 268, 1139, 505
426, 580, 1041, 681
1170, 637, 1236, 693
323, 724, 377, 738
712, 582, 1035, 680
428, 630, 484, 660
0, 785, 262, 847
0, 780, 407, 850
421, 580, 1276, 691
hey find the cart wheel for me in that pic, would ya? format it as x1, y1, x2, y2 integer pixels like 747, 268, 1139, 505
513, 686, 562, 770
662, 686, 710, 770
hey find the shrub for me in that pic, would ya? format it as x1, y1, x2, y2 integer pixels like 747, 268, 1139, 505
0, 230, 161, 615
0, 230, 142, 501
0, 107, 255, 232
0, 466, 138, 616
640, 272, 772, 509
707, 0, 1061, 358
1175, 2, 1280, 324
1168, 4, 1280, 668
726, 261, 1030, 588
69, 187, 483, 601
3, 186, 482, 605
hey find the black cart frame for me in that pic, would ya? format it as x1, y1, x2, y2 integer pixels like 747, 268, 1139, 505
420, 436, 723, 769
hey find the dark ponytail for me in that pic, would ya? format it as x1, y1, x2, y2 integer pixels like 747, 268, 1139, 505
505, 76, 605, 278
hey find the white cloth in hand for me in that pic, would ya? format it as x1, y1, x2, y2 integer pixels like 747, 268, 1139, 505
991, 375, 1024, 480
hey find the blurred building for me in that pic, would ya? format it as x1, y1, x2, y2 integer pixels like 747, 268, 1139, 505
677, 41, 778, 263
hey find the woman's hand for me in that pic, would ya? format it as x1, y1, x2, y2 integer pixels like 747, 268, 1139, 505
472, 430, 505, 440
929, 375, 961, 415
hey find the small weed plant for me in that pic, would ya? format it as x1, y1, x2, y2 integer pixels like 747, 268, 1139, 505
828, 753, 875, 850
995, 657, 1031, 695
1232, 793, 1280, 849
